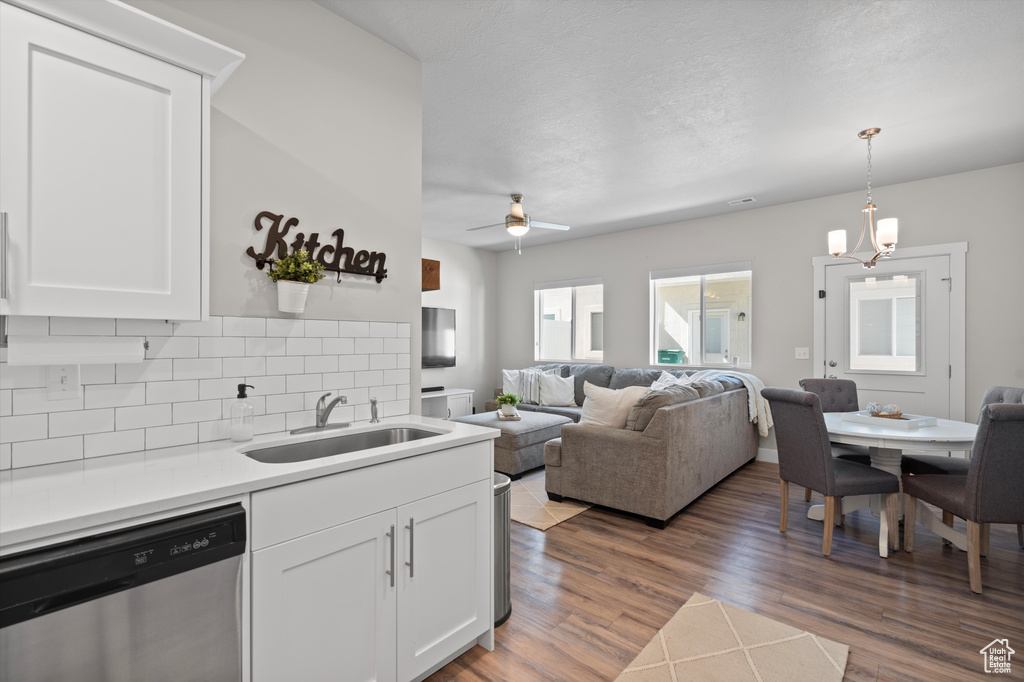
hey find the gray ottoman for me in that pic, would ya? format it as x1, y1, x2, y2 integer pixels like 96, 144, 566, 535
455, 411, 572, 478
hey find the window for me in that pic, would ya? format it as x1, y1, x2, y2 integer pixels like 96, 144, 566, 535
848, 273, 921, 372
534, 279, 603, 361
651, 262, 751, 366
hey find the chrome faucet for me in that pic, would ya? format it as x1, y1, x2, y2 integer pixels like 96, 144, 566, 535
369, 397, 380, 424
315, 392, 348, 427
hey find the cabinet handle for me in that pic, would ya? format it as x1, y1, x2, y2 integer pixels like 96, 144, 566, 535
405, 518, 415, 577
1, 211, 8, 300
386, 524, 395, 587
447, 407, 451, 419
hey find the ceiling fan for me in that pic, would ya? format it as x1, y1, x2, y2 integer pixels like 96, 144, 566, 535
467, 194, 569, 252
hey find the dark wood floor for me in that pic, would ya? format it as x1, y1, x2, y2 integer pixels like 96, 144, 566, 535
429, 461, 1024, 682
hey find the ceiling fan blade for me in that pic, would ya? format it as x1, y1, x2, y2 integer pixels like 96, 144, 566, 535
465, 222, 506, 232
530, 220, 570, 231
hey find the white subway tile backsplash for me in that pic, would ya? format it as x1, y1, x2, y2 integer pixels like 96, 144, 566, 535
246, 337, 285, 357
1, 315, 412, 469
354, 337, 384, 354
117, 359, 173, 383
147, 380, 199, 404
223, 317, 265, 337
116, 319, 174, 336
0, 414, 49, 443
146, 423, 198, 450
223, 357, 266, 377
13, 436, 83, 467
50, 317, 115, 336
267, 319, 304, 337
369, 322, 397, 338
173, 358, 223, 380
50, 409, 115, 437
8, 316, 49, 335
116, 404, 172, 430
146, 337, 199, 360
199, 337, 246, 358
13, 388, 84, 415
305, 320, 338, 337
85, 430, 145, 458
286, 338, 321, 356
338, 321, 369, 337
173, 318, 223, 337
266, 356, 304, 376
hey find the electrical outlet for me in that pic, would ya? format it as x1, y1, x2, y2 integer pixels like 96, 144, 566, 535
795, 347, 810, 360
46, 365, 82, 400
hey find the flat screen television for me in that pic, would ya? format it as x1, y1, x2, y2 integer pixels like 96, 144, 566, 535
422, 307, 456, 368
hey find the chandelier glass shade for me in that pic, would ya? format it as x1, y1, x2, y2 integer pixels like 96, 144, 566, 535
828, 128, 898, 269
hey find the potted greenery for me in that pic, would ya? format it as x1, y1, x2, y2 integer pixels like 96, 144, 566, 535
496, 392, 520, 417
268, 250, 325, 313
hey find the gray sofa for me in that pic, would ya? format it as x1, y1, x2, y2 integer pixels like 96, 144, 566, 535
488, 364, 758, 527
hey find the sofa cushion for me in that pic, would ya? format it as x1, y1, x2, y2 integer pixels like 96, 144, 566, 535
539, 373, 576, 406
580, 381, 650, 429
568, 364, 615, 405
690, 380, 725, 398
609, 368, 662, 390
533, 363, 570, 377
626, 385, 700, 431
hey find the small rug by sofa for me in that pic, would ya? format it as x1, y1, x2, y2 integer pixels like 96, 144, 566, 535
510, 470, 589, 531
614, 593, 849, 682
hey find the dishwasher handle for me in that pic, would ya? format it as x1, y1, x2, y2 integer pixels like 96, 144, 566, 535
31, 576, 137, 619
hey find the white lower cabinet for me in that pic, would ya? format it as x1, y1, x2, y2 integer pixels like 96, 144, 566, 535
250, 443, 493, 682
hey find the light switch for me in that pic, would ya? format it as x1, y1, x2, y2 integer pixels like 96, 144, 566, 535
46, 365, 82, 400
795, 347, 810, 360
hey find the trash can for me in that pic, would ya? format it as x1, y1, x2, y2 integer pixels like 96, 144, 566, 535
493, 472, 512, 627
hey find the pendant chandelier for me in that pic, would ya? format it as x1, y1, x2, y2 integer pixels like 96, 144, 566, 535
827, 128, 898, 268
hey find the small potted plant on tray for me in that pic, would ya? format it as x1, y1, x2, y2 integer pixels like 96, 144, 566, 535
496, 392, 520, 417
268, 250, 325, 313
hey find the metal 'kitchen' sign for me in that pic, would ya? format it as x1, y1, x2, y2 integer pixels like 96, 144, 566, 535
246, 210, 388, 283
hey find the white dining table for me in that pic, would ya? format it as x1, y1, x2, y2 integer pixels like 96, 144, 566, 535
811, 412, 978, 553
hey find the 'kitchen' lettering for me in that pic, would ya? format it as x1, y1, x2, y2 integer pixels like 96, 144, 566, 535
246, 211, 388, 283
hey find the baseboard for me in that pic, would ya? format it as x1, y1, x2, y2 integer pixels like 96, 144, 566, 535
756, 447, 778, 463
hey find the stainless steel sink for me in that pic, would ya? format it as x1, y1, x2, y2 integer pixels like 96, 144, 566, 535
244, 427, 442, 464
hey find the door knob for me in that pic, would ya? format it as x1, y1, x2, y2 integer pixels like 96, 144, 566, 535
828, 360, 837, 367
829, 374, 837, 379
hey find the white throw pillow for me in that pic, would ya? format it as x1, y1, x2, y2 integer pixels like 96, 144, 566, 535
539, 373, 576, 407
650, 370, 694, 391
501, 368, 558, 404
579, 381, 650, 429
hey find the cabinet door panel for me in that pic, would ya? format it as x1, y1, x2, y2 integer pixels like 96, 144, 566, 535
0, 3, 202, 319
448, 393, 473, 419
252, 509, 397, 682
397, 481, 490, 680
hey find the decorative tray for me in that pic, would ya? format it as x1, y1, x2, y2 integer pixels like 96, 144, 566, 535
496, 411, 522, 421
841, 410, 937, 430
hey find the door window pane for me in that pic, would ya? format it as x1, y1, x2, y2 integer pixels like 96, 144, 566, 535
858, 299, 892, 355
895, 297, 915, 356
849, 274, 920, 371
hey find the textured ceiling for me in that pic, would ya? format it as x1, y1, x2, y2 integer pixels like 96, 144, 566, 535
315, 0, 1024, 251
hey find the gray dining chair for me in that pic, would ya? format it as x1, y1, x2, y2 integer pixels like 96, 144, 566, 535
798, 378, 871, 504
903, 403, 1024, 593
903, 386, 1024, 548
763, 387, 900, 557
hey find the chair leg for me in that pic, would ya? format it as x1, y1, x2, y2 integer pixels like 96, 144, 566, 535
1018, 524, 1023, 549
903, 495, 917, 552
779, 480, 789, 532
804, 487, 812, 502
885, 493, 899, 551
834, 501, 843, 527
942, 510, 954, 546
967, 521, 983, 594
822, 496, 836, 556
980, 523, 990, 557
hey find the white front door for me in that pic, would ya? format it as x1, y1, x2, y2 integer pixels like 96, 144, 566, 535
824, 256, 951, 418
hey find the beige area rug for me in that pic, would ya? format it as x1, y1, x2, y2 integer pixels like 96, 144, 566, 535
510, 470, 589, 531
615, 593, 849, 682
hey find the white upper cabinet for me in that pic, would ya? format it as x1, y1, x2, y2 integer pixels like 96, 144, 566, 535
0, 0, 243, 320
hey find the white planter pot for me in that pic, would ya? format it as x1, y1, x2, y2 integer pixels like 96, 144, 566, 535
277, 280, 310, 314
500, 404, 516, 416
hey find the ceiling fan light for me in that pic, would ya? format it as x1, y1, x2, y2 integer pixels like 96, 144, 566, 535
505, 214, 529, 237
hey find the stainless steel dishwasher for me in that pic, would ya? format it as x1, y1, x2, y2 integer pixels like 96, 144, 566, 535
0, 503, 246, 681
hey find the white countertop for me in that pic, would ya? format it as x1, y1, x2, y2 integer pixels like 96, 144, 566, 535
0, 416, 499, 550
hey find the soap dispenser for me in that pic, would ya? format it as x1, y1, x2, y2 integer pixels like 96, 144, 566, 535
231, 384, 255, 442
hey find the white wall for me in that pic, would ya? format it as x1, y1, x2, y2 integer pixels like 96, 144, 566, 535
496, 163, 1024, 430
421, 240, 499, 412
125, 0, 423, 402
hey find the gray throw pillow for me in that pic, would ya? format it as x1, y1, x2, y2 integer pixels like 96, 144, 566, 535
626, 385, 700, 431
689, 380, 725, 398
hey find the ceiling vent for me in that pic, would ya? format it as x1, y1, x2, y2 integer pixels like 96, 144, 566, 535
728, 197, 757, 206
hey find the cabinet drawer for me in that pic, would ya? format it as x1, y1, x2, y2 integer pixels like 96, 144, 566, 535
251, 441, 491, 550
